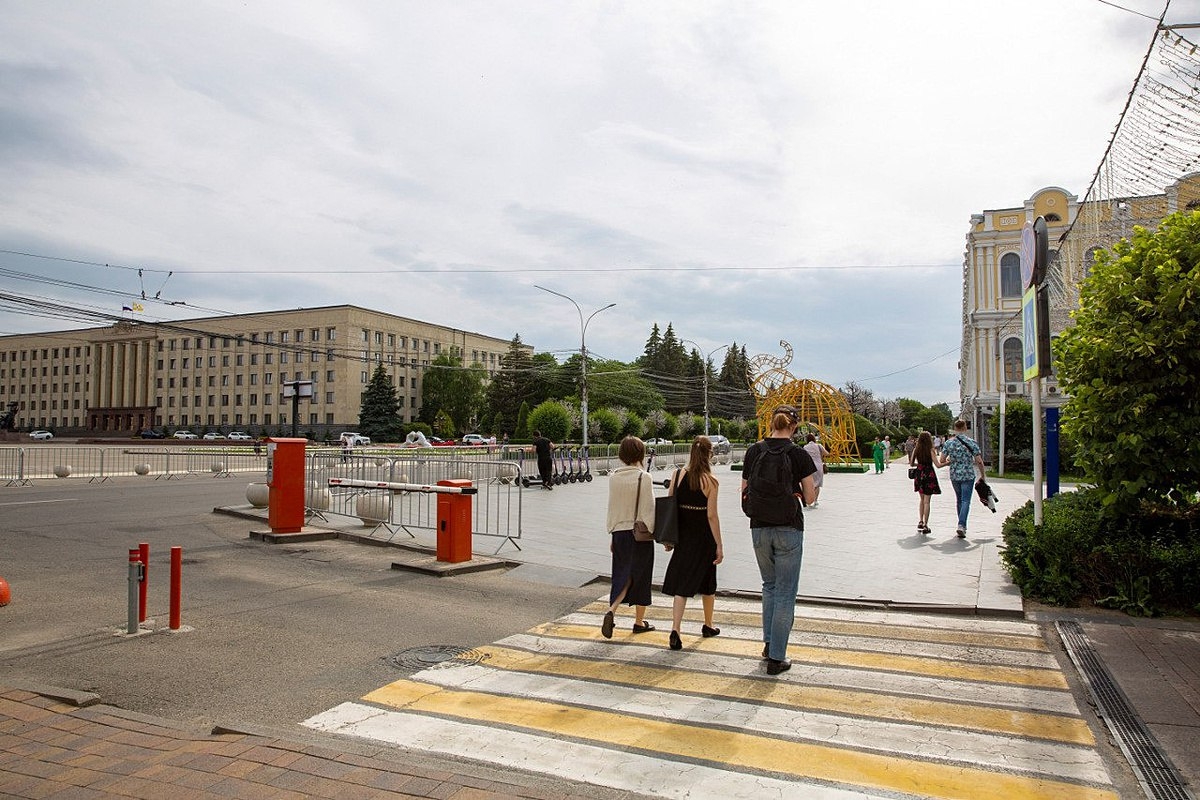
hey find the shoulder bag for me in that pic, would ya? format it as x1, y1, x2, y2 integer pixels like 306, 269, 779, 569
654, 469, 681, 546
632, 473, 655, 541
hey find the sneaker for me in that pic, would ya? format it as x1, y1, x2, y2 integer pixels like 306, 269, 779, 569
956, 526, 966, 539
766, 659, 792, 676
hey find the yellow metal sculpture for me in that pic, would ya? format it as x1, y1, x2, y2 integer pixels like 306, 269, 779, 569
746, 340, 859, 464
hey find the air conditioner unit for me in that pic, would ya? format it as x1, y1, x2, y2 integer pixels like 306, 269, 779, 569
1005, 383, 1022, 395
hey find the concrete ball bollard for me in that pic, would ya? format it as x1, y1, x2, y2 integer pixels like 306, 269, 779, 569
211, 462, 225, 474
246, 482, 270, 508
134, 463, 151, 476
53, 465, 72, 478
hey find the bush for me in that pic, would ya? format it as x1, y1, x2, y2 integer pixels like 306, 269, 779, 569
1001, 487, 1200, 614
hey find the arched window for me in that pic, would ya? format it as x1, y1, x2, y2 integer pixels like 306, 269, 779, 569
1000, 253, 1022, 298
1002, 338, 1023, 383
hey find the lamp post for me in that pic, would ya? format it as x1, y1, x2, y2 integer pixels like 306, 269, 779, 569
534, 285, 615, 449
681, 340, 729, 437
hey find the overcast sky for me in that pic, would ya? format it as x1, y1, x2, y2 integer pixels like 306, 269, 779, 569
2, 0, 1195, 411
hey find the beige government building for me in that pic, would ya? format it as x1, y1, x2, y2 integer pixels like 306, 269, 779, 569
0, 305, 518, 437
959, 173, 1200, 455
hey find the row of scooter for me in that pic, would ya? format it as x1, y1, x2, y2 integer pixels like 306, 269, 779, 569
519, 446, 593, 488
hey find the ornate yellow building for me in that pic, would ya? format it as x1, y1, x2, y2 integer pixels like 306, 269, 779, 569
959, 174, 1200, 454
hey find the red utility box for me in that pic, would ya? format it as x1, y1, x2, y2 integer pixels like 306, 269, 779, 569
436, 479, 473, 563
267, 437, 307, 533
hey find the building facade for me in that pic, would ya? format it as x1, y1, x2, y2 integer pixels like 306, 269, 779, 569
959, 174, 1200, 455
0, 305, 519, 436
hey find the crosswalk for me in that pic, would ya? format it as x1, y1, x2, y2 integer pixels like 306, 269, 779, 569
304, 597, 1118, 799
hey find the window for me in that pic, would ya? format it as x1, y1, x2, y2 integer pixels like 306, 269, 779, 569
326, 370, 335, 381
327, 327, 336, 341
325, 391, 334, 403
221, 355, 230, 367
311, 328, 320, 342
1000, 253, 1022, 298
281, 331, 289, 342
1002, 338, 1023, 383
295, 330, 303, 343
236, 354, 244, 366
250, 353, 258, 366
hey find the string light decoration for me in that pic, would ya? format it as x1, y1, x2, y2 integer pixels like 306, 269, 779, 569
745, 340, 859, 464
1053, 22, 1200, 328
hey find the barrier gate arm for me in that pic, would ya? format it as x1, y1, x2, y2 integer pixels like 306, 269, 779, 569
326, 478, 479, 494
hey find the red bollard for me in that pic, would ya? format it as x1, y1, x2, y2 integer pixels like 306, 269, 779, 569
138, 542, 149, 623
0, 576, 11, 606
169, 547, 182, 630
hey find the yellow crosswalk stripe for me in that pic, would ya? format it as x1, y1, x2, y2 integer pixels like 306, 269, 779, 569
475, 644, 1094, 745
532, 622, 1069, 689
364, 679, 1117, 800
581, 600, 1049, 651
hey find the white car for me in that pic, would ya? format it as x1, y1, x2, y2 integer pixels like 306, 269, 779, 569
173, 430, 198, 439
338, 432, 371, 447
644, 438, 673, 447
227, 431, 252, 441
29, 430, 54, 440
461, 434, 488, 445
202, 432, 226, 440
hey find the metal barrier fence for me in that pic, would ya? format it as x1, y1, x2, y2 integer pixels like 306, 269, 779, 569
1, 446, 267, 485
304, 448, 522, 553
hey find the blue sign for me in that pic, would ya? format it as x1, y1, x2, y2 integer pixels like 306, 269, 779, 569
1022, 287, 1039, 380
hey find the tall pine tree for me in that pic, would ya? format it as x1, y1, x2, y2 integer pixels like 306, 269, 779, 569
358, 364, 402, 441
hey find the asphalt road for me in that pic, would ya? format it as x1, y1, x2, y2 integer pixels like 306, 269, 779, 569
0, 475, 602, 729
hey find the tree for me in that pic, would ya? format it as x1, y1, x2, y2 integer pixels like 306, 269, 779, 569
515, 401, 530, 440
421, 352, 486, 434
1056, 210, 1200, 509
485, 335, 534, 424
527, 400, 572, 442
358, 364, 402, 441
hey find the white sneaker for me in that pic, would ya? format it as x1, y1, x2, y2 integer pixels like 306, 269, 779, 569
810, 501, 819, 508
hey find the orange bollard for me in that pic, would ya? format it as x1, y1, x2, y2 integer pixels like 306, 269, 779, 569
0, 576, 10, 606
138, 542, 150, 623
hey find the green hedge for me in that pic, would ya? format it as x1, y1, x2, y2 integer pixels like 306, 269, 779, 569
1001, 488, 1200, 615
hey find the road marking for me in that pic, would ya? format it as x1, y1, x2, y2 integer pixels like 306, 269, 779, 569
304, 596, 1117, 799
0, 499, 76, 507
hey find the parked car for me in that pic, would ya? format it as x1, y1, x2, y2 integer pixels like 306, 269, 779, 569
173, 430, 198, 439
708, 434, 732, 455
227, 431, 252, 441
644, 438, 672, 447
202, 432, 226, 440
461, 434, 488, 446
430, 436, 455, 446
139, 429, 166, 439
29, 430, 54, 440
338, 432, 371, 447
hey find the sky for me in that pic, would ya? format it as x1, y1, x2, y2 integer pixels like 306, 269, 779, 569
2, 0, 1195, 413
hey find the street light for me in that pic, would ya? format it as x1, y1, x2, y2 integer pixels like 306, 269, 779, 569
681, 340, 730, 437
534, 285, 615, 449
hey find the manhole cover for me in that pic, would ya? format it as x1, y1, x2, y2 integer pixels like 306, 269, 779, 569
386, 645, 485, 672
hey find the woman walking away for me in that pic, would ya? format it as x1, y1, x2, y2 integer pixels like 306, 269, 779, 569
912, 431, 944, 535
602, 436, 657, 638
802, 434, 829, 507
662, 436, 724, 651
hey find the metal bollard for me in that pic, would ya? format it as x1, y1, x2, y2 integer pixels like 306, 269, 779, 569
138, 542, 149, 623
127, 549, 144, 634
169, 547, 182, 630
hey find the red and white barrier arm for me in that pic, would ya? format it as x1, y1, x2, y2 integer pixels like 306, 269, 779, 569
326, 477, 478, 495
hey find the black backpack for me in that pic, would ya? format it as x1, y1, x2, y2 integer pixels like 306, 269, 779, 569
741, 441, 797, 525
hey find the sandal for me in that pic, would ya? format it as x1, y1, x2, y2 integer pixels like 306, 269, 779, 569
632, 621, 655, 633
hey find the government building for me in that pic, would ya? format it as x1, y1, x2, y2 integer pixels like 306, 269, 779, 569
958, 173, 1200, 455
0, 305, 519, 437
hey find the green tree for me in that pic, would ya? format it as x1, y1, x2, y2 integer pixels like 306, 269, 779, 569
1056, 210, 1200, 509
358, 364, 402, 441
585, 358, 665, 416
589, 407, 622, 443
527, 400, 572, 442
987, 398, 1033, 456
421, 352, 486, 434
485, 335, 534, 424
515, 401, 530, 440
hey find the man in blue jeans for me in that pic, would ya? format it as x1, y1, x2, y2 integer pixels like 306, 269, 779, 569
941, 419, 986, 538
741, 406, 817, 676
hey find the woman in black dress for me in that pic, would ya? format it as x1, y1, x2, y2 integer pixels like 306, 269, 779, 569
911, 430, 946, 535
662, 436, 724, 650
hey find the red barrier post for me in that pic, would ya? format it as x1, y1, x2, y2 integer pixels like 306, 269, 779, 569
169, 547, 182, 630
138, 542, 149, 623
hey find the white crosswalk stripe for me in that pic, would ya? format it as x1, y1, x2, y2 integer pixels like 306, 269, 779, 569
305, 596, 1119, 800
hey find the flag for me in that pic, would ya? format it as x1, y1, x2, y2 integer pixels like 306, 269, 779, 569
122, 305, 132, 312
132, 302, 144, 312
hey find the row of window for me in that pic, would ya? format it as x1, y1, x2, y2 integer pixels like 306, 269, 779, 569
1, 346, 89, 362
1, 364, 87, 379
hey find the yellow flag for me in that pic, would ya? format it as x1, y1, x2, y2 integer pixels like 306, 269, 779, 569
132, 302, 144, 312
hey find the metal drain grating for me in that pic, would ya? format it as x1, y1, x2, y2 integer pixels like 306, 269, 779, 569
1057, 620, 1195, 800
386, 644, 486, 673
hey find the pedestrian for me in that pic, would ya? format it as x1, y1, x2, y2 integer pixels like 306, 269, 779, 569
871, 437, 885, 474
911, 431, 944, 535
531, 429, 554, 490
883, 436, 892, 467
662, 436, 724, 651
253, 437, 262, 457
741, 406, 817, 676
802, 433, 829, 507
602, 436, 656, 638
941, 419, 986, 538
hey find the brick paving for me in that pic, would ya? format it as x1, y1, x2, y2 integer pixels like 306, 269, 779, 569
0, 686, 639, 799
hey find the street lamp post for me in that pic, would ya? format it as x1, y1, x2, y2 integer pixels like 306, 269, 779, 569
534, 286, 615, 449
681, 340, 730, 437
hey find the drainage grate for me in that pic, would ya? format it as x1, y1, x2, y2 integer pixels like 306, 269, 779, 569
386, 645, 486, 673
1057, 620, 1195, 800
